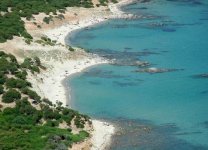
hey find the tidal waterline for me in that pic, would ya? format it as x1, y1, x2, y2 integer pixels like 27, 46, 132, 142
67, 0, 208, 149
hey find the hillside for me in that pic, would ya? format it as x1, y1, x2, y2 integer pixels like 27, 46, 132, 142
0, 51, 92, 149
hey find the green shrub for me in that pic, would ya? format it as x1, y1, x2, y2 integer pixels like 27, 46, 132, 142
12, 116, 27, 124
45, 120, 59, 127
15, 70, 27, 80
2, 89, 21, 103
8, 54, 18, 63
15, 98, 36, 115
67, 128, 72, 132
68, 46, 75, 51
21, 57, 41, 73
111, 0, 118, 3
0, 51, 6, 57
62, 108, 70, 115
6, 78, 31, 89
0, 73, 7, 84
0, 84, 4, 94
20, 58, 33, 69
34, 56, 41, 66
74, 116, 85, 128
43, 16, 53, 24
43, 108, 61, 120
3, 107, 17, 115
21, 88, 41, 101
0, 57, 18, 74
31, 66, 40, 73
42, 98, 53, 106
32, 111, 43, 123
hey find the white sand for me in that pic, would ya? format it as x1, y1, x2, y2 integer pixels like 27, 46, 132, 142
91, 120, 115, 150
28, 53, 108, 106
28, 0, 135, 149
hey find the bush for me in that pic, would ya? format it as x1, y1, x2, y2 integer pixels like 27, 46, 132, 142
3, 107, 17, 115
0, 51, 6, 57
31, 66, 40, 73
16, 98, 36, 115
21, 88, 41, 101
43, 16, 53, 24
20, 58, 33, 69
68, 46, 75, 51
15, 70, 27, 80
74, 116, 85, 128
8, 54, 18, 63
2, 89, 21, 103
42, 98, 53, 106
67, 128, 72, 132
6, 78, 31, 89
45, 120, 59, 127
0, 85, 4, 94
0, 73, 7, 84
34, 56, 41, 66
21, 57, 40, 73
0, 57, 18, 74
12, 116, 27, 124
32, 111, 43, 123
62, 108, 70, 115
43, 108, 61, 120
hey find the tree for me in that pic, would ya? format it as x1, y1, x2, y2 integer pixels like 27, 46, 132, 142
2, 89, 21, 103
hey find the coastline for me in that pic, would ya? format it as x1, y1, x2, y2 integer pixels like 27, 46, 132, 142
25, 0, 135, 149
44, 0, 136, 45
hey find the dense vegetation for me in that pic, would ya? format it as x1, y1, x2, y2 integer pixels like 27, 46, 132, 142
0, 0, 93, 43
0, 51, 91, 149
0, 13, 32, 43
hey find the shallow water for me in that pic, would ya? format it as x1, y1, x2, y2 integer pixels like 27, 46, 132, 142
67, 0, 208, 149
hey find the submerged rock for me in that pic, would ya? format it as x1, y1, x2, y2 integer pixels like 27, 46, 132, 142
199, 74, 208, 78
133, 61, 150, 67
193, 73, 208, 79
135, 67, 183, 74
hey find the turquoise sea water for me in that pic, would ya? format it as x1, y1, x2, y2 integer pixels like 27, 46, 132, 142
67, 0, 208, 149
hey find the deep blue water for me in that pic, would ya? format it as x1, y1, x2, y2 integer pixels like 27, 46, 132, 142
66, 0, 208, 149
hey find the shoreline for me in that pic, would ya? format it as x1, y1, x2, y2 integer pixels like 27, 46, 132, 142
27, 0, 136, 149
44, 0, 136, 45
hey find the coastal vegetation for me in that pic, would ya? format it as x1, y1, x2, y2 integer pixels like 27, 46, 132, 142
35, 36, 57, 46
99, 0, 118, 6
0, 51, 91, 149
0, 0, 93, 43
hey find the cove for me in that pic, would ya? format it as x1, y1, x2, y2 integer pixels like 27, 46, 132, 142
66, 0, 208, 149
